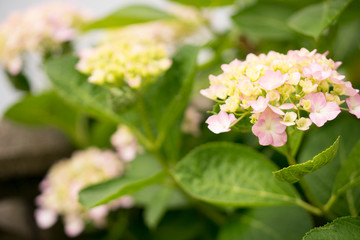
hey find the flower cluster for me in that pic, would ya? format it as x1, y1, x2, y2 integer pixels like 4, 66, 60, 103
35, 148, 133, 237
76, 38, 172, 88
0, 2, 89, 75
111, 125, 142, 162
201, 49, 360, 147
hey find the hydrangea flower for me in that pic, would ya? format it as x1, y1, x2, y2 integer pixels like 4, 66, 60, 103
35, 148, 133, 237
0, 2, 90, 75
202, 49, 360, 147
76, 39, 172, 88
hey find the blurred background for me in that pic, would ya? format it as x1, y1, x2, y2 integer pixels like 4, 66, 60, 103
0, 0, 168, 115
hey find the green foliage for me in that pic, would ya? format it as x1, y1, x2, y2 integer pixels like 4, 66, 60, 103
231, 115, 252, 133
5, 70, 31, 92
298, 116, 360, 216
288, 0, 353, 39
232, 3, 295, 40
83, 5, 174, 30
79, 154, 167, 208
44, 56, 138, 126
303, 216, 360, 240
170, 0, 234, 8
4, 91, 78, 140
173, 142, 299, 207
218, 206, 312, 240
143, 186, 173, 229
274, 128, 304, 158
332, 141, 360, 197
148, 45, 199, 151
274, 136, 340, 184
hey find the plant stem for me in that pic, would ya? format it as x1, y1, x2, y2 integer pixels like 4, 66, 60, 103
296, 199, 322, 216
347, 190, 357, 217
75, 113, 89, 148
137, 92, 155, 142
285, 141, 324, 213
323, 194, 337, 213
299, 179, 324, 209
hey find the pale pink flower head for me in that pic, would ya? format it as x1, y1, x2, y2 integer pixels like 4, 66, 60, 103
346, 94, 360, 118
306, 92, 341, 127
205, 111, 236, 134
252, 108, 287, 147
201, 49, 360, 142
258, 70, 287, 90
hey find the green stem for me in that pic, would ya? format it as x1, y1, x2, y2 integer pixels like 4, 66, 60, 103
230, 113, 248, 128
347, 190, 357, 217
285, 142, 324, 212
74, 113, 89, 148
323, 194, 337, 213
299, 179, 324, 209
137, 92, 155, 142
296, 199, 322, 216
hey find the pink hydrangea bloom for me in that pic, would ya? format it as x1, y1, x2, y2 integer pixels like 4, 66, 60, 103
306, 92, 341, 127
346, 94, 360, 118
34, 148, 131, 237
201, 49, 360, 146
258, 70, 287, 90
205, 111, 236, 134
252, 108, 287, 147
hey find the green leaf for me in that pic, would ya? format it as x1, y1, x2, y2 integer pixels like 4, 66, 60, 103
151, 45, 199, 146
88, 120, 117, 148
170, 0, 234, 8
274, 136, 340, 184
44, 56, 137, 126
83, 5, 174, 30
287, 0, 353, 39
79, 154, 166, 208
5, 70, 31, 92
79, 171, 167, 209
173, 142, 299, 207
298, 116, 360, 216
4, 91, 78, 139
333, 141, 360, 196
303, 216, 360, 240
232, 3, 295, 40
218, 206, 312, 240
144, 186, 172, 229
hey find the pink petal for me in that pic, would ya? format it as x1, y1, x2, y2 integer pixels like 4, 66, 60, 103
268, 105, 285, 115
249, 96, 269, 113
279, 103, 295, 110
35, 208, 58, 229
258, 70, 286, 90
258, 132, 273, 146
271, 132, 287, 147
64, 215, 84, 237
322, 102, 341, 121
309, 112, 328, 127
346, 94, 360, 118
205, 111, 236, 134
